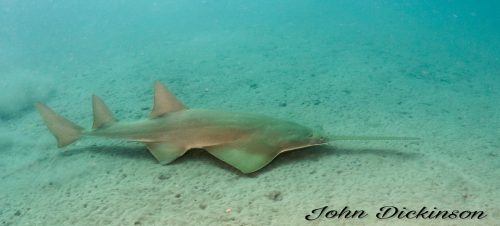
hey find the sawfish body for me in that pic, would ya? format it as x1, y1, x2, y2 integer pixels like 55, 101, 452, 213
36, 81, 327, 173
87, 109, 327, 173
87, 109, 324, 149
36, 81, 415, 173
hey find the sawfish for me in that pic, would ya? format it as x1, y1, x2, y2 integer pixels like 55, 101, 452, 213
36, 81, 416, 173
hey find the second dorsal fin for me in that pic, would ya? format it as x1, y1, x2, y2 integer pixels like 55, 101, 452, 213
150, 81, 186, 118
92, 95, 117, 129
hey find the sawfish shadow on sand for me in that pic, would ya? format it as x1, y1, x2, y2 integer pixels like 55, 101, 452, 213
254, 145, 422, 175
60, 145, 154, 161
59, 144, 422, 175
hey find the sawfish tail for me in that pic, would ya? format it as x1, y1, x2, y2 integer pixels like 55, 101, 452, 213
35, 95, 117, 148
35, 102, 84, 148
328, 135, 420, 141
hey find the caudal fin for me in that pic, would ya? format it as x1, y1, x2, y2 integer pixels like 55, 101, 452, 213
35, 102, 83, 148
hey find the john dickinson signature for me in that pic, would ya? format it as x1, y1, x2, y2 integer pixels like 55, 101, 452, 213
305, 206, 487, 220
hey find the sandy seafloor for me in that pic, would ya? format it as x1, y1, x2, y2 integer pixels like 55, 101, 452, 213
1, 1, 499, 226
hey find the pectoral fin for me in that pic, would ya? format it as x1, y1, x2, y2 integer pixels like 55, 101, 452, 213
206, 143, 278, 174
145, 142, 186, 164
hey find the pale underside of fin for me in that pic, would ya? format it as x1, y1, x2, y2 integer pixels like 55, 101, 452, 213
150, 81, 187, 118
145, 142, 187, 164
92, 95, 117, 129
205, 142, 279, 174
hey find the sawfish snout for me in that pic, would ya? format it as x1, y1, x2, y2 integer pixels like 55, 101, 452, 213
307, 131, 329, 146
275, 124, 329, 152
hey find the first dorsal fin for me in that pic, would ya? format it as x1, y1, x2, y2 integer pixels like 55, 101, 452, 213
150, 81, 186, 118
92, 95, 117, 129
